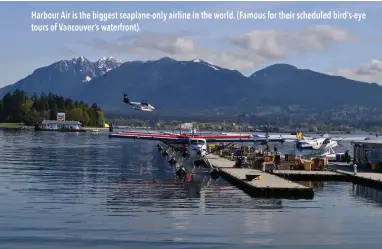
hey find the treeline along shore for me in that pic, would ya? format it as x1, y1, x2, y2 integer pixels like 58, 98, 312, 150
0, 89, 105, 127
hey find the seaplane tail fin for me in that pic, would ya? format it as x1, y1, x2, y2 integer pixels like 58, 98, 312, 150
296, 129, 303, 140
123, 94, 130, 104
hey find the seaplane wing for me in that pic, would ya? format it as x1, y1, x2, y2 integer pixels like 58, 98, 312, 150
284, 130, 377, 144
129, 101, 141, 106
109, 131, 255, 144
294, 134, 374, 151
252, 134, 285, 144
329, 135, 379, 141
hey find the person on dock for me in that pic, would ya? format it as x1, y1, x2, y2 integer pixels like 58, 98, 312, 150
179, 144, 186, 153
235, 157, 242, 168
353, 163, 357, 175
324, 156, 329, 169
265, 145, 270, 155
273, 145, 278, 155
344, 150, 350, 163
235, 148, 241, 157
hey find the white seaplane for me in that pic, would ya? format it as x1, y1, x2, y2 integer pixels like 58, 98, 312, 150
290, 131, 380, 160
295, 134, 338, 150
123, 94, 155, 112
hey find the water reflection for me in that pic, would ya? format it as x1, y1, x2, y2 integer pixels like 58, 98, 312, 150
299, 181, 326, 190
351, 184, 382, 207
1, 130, 382, 249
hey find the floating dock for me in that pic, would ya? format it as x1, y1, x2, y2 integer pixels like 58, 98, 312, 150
273, 170, 348, 181
205, 154, 314, 199
206, 153, 382, 199
218, 168, 314, 199
205, 154, 235, 168
332, 169, 382, 188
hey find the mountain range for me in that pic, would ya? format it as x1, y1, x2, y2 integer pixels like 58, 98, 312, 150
1, 56, 382, 116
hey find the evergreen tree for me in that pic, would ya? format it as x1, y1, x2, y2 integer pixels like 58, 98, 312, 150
0, 89, 105, 127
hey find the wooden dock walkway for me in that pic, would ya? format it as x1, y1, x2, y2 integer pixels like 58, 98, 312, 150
331, 168, 382, 188
219, 168, 314, 199
205, 154, 314, 199
206, 154, 382, 198
273, 170, 348, 181
205, 154, 235, 168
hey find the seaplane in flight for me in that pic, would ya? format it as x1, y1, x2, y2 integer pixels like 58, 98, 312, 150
123, 94, 155, 112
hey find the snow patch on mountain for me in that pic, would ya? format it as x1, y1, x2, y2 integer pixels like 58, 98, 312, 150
82, 76, 92, 83
192, 58, 219, 71
52, 56, 122, 78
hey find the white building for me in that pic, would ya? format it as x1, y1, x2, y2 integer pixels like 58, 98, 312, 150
41, 120, 82, 130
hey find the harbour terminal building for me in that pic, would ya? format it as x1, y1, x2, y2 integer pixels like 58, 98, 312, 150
351, 140, 382, 170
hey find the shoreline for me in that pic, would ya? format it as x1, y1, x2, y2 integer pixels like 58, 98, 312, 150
0, 123, 373, 134
0, 123, 108, 131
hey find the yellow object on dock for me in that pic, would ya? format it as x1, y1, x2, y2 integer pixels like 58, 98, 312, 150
252, 175, 262, 181
304, 160, 312, 171
371, 163, 378, 170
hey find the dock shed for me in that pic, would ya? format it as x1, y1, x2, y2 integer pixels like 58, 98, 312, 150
351, 140, 382, 169
41, 120, 82, 130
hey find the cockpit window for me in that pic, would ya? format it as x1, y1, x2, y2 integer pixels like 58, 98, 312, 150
190, 140, 205, 145
141, 100, 148, 105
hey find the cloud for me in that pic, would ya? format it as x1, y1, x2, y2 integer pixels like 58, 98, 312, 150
82, 33, 257, 72
230, 25, 350, 60
330, 59, 382, 84
82, 25, 350, 73
56, 46, 77, 56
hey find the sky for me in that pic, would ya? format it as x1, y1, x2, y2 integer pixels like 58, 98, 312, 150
0, 0, 382, 87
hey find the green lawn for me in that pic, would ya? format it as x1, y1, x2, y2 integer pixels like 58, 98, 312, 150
0, 123, 24, 128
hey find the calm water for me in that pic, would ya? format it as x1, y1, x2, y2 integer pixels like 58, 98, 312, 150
1, 130, 382, 249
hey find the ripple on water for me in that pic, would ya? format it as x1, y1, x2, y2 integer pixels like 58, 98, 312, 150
1, 130, 382, 249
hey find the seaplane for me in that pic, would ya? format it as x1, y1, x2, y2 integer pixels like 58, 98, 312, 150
294, 131, 378, 151
123, 94, 155, 112
295, 134, 338, 150
290, 130, 380, 160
